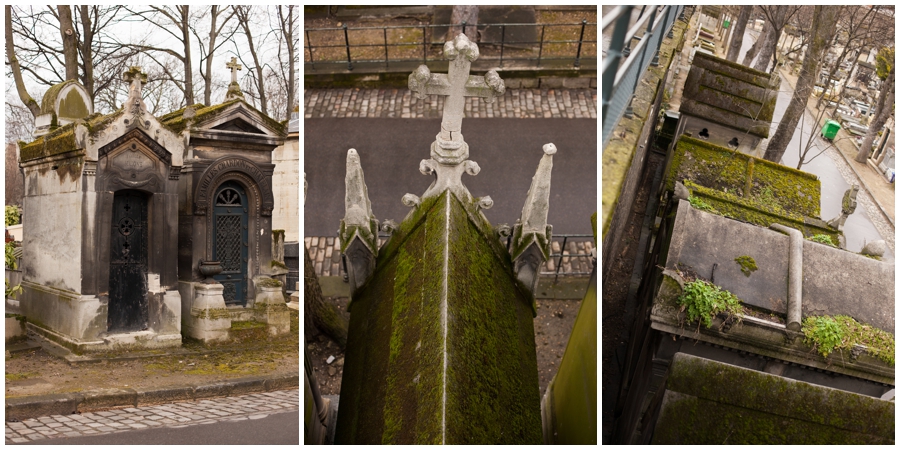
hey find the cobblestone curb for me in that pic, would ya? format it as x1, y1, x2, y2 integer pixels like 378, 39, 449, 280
5, 372, 299, 423
304, 236, 595, 278
6, 389, 299, 443
304, 88, 597, 119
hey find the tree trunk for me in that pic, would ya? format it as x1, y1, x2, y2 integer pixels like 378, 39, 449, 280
856, 70, 894, 162
448, 5, 478, 42
742, 19, 771, 67
78, 6, 95, 107
763, 6, 840, 163
5, 6, 40, 117
304, 246, 349, 349
279, 6, 296, 121
753, 6, 788, 73
179, 6, 194, 105
726, 6, 752, 62
202, 6, 219, 106
57, 6, 78, 81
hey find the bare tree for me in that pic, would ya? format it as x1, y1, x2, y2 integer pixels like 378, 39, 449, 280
194, 6, 237, 106
234, 5, 267, 115
763, 6, 840, 162
124, 6, 196, 105
276, 6, 297, 121
725, 6, 753, 62
5, 6, 40, 117
752, 6, 801, 73
742, 17, 770, 67
57, 6, 78, 81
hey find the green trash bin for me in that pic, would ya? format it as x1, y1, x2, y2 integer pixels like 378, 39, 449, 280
821, 120, 841, 140
723, 19, 730, 29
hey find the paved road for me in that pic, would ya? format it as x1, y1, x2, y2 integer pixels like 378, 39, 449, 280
6, 389, 299, 445
304, 118, 598, 236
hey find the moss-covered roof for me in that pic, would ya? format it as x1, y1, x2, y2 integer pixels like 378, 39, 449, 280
19, 110, 123, 163
666, 136, 825, 221
335, 190, 541, 444
681, 52, 781, 138
160, 99, 287, 136
653, 353, 894, 444
40, 80, 80, 115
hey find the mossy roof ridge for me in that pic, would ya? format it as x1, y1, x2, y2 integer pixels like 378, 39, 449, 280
653, 353, 894, 444
667, 136, 821, 217
692, 51, 775, 85
160, 99, 286, 136
687, 182, 839, 240
336, 190, 541, 443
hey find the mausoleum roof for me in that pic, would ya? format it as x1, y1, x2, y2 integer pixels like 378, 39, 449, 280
159, 99, 287, 136
680, 52, 781, 138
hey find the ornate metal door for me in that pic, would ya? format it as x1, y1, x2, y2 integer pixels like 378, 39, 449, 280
109, 190, 148, 332
213, 181, 249, 305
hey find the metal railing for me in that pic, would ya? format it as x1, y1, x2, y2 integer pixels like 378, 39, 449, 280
305, 21, 597, 72
602, 5, 687, 147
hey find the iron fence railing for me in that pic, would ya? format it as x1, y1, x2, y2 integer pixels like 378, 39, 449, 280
602, 5, 687, 147
305, 21, 597, 72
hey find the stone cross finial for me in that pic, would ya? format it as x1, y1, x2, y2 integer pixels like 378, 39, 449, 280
511, 143, 556, 295
226, 57, 242, 83
827, 185, 859, 230
340, 149, 379, 295
408, 33, 506, 164
123, 66, 148, 97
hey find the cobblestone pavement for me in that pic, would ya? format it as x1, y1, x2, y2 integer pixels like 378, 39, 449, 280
304, 88, 597, 119
305, 236, 595, 277
5, 389, 299, 444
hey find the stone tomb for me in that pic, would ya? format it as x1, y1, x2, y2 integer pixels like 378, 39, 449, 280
17, 66, 290, 352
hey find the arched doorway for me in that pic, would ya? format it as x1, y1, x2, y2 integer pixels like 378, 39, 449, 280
108, 189, 149, 332
213, 181, 249, 305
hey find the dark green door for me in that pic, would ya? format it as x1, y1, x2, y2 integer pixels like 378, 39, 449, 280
109, 190, 148, 332
213, 181, 249, 305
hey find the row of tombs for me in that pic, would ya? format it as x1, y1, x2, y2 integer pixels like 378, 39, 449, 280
12, 67, 298, 353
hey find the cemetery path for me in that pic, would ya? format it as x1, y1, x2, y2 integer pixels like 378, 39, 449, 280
304, 117, 598, 236
4, 312, 300, 417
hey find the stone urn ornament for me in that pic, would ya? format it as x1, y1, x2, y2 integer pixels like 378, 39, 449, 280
198, 260, 223, 284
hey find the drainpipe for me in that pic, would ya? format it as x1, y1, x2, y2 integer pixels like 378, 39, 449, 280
770, 224, 802, 331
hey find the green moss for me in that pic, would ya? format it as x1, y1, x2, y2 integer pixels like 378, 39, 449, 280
734, 255, 757, 276
666, 137, 821, 218
230, 320, 266, 331
270, 260, 288, 270
256, 277, 283, 288
802, 315, 894, 365
688, 195, 718, 213
654, 354, 895, 444
6, 372, 39, 381
160, 99, 287, 136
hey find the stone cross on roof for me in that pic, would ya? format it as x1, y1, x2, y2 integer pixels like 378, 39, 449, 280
226, 57, 242, 83
123, 66, 148, 96
408, 33, 505, 164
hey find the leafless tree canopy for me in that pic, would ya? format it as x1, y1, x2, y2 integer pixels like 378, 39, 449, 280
5, 5, 298, 143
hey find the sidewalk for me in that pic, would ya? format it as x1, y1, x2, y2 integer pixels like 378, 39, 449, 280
304, 88, 597, 119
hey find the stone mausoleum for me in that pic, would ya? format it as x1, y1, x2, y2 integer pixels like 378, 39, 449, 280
17, 64, 290, 353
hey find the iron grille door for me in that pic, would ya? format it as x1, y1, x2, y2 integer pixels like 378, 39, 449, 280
109, 190, 149, 332
213, 181, 249, 305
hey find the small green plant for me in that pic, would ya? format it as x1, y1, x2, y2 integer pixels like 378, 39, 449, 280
5, 205, 21, 227
808, 234, 837, 247
734, 255, 758, 276
5, 241, 17, 270
755, 187, 786, 215
5, 279, 23, 300
802, 315, 895, 365
677, 280, 743, 329
689, 196, 718, 213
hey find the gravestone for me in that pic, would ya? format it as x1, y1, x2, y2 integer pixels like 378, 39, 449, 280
334, 33, 550, 444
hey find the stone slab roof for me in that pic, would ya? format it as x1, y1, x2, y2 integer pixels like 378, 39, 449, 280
652, 353, 894, 444
680, 52, 781, 138
666, 200, 894, 333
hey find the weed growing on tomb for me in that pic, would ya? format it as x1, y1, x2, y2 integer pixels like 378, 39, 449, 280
688, 195, 718, 214
5, 205, 21, 226
734, 255, 757, 276
677, 280, 742, 329
808, 234, 837, 247
802, 315, 895, 365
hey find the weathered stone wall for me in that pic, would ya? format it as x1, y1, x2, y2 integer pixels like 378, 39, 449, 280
272, 133, 299, 242
602, 16, 688, 280
21, 162, 83, 292
6, 143, 24, 207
